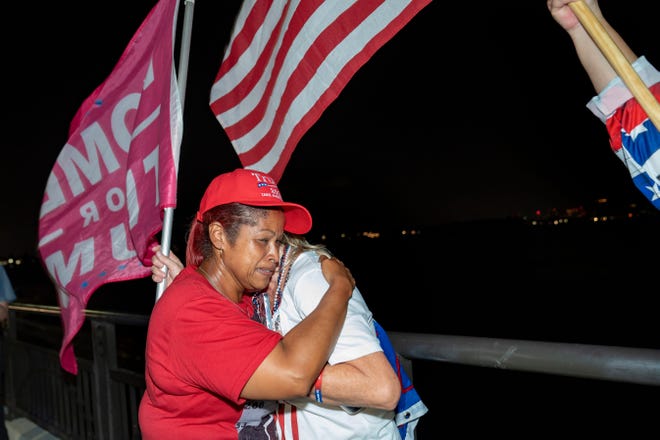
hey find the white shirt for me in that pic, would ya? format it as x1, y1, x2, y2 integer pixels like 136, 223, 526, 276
274, 250, 400, 440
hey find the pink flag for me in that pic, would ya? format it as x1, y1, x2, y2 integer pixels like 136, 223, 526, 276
37, 0, 182, 374
209, 0, 431, 182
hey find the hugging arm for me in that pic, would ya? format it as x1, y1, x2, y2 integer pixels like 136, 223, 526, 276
151, 247, 356, 401
241, 255, 354, 401
150, 247, 397, 408
312, 352, 400, 411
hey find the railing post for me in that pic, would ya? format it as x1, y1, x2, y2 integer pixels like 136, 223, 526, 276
3, 310, 16, 420
91, 320, 118, 440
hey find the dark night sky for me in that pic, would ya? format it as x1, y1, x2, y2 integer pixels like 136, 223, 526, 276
3, 0, 659, 256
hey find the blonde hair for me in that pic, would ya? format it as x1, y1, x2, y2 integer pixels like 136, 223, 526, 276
283, 233, 332, 260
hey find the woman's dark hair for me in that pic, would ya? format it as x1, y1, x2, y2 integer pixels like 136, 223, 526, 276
185, 203, 281, 267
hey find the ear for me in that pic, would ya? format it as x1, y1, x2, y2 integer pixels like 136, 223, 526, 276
207, 221, 225, 251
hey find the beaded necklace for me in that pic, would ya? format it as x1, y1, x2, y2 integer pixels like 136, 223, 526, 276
273, 245, 292, 313
252, 244, 295, 331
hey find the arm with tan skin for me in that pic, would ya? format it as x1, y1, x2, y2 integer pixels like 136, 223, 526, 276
151, 247, 399, 410
243, 259, 353, 401
151, 246, 354, 401
312, 353, 400, 410
547, 0, 638, 93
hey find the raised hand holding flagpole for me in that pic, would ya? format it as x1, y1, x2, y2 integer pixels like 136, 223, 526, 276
569, 0, 660, 131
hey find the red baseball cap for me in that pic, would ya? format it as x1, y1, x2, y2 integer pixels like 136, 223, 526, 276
196, 168, 312, 234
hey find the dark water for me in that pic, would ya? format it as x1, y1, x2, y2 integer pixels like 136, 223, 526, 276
8, 216, 660, 437
324, 217, 659, 348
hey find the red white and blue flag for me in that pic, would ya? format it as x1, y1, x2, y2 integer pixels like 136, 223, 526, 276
605, 82, 660, 209
37, 0, 182, 374
209, 0, 432, 182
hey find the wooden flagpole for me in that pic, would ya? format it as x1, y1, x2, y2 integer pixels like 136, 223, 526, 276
568, 1, 660, 131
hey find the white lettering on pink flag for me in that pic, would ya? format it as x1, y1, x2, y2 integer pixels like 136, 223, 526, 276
37, 0, 182, 375
209, 0, 431, 182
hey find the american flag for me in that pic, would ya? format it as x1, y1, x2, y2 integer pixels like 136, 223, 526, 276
604, 82, 660, 209
210, 0, 431, 182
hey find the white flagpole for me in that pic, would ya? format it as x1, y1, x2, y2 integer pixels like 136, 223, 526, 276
156, 0, 196, 301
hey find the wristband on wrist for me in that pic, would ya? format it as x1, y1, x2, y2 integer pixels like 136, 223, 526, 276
314, 371, 323, 403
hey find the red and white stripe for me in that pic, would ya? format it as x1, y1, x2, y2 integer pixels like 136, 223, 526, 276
210, 0, 431, 182
276, 402, 300, 440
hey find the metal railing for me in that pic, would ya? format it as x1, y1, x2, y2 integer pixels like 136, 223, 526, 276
5, 303, 148, 440
4, 303, 660, 439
